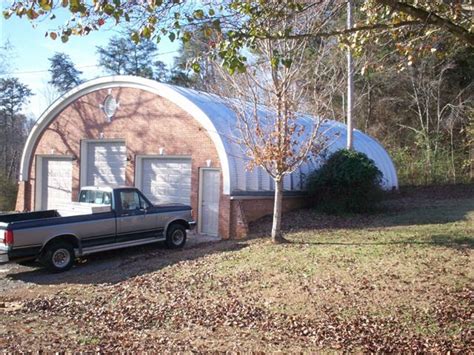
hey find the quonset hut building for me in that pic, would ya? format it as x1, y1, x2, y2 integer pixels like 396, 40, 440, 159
16, 76, 398, 238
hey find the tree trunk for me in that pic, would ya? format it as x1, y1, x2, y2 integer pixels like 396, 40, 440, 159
271, 178, 286, 243
449, 128, 456, 183
470, 139, 474, 181
365, 79, 372, 133
3, 115, 10, 174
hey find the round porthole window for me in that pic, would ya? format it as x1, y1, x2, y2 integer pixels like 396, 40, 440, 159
102, 95, 118, 120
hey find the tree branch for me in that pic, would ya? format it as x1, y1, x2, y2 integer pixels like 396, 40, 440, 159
249, 20, 423, 40
375, 0, 474, 46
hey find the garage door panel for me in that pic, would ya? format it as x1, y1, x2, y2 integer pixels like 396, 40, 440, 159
41, 158, 72, 210
86, 141, 126, 187
141, 158, 192, 205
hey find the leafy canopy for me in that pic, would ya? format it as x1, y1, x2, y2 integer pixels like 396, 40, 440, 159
2, 1, 473, 74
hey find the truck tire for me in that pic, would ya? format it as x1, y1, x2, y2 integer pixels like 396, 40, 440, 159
41, 242, 75, 273
166, 224, 187, 249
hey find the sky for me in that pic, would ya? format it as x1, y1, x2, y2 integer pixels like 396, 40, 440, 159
0, 10, 179, 118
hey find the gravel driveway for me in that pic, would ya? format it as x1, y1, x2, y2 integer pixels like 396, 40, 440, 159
0, 232, 220, 296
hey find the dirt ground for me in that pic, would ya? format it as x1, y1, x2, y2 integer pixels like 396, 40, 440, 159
0, 232, 220, 296
0, 184, 472, 352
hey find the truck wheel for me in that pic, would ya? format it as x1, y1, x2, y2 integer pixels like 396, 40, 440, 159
41, 242, 75, 273
166, 224, 187, 249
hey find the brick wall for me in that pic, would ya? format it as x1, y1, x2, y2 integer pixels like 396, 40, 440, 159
228, 195, 308, 239
17, 87, 232, 236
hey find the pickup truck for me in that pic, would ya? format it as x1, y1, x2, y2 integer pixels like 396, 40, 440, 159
0, 186, 195, 272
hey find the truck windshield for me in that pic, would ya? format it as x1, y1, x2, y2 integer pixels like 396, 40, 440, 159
79, 190, 112, 205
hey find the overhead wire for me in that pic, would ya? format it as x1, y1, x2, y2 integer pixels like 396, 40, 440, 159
0, 49, 180, 77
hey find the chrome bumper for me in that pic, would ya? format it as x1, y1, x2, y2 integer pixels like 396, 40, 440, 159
188, 221, 197, 230
0, 244, 9, 263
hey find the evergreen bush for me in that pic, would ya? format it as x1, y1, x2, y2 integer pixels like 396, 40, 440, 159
307, 149, 383, 213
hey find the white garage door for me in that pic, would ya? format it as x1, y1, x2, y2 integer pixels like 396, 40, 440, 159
86, 141, 126, 186
40, 157, 72, 210
140, 157, 192, 205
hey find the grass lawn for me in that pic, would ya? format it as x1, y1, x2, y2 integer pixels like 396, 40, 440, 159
0, 185, 472, 352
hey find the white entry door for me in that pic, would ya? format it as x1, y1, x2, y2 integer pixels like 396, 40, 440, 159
85, 141, 126, 187
139, 157, 192, 205
199, 169, 220, 236
38, 157, 72, 210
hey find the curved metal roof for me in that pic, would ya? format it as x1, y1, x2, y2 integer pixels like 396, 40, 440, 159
19, 75, 398, 193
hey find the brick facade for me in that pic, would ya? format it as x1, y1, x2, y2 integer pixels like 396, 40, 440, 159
228, 196, 309, 238
16, 86, 308, 239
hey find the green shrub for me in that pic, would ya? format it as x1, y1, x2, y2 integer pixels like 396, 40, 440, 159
307, 149, 383, 213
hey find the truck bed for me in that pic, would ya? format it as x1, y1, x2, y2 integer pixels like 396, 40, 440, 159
0, 210, 60, 225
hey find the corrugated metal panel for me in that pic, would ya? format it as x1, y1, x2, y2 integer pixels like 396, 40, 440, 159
270, 177, 275, 191
260, 168, 271, 190
299, 163, 310, 190
176, 85, 396, 192
283, 174, 291, 191
246, 167, 259, 191
234, 156, 247, 191
362, 133, 399, 189
168, 84, 398, 192
291, 167, 302, 190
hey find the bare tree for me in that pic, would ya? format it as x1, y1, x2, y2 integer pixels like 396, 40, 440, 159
469, 112, 474, 180
39, 79, 60, 107
442, 94, 473, 183
0, 41, 14, 75
215, 8, 337, 243
399, 60, 473, 183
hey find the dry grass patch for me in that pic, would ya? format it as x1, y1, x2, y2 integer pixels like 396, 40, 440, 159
0, 186, 472, 352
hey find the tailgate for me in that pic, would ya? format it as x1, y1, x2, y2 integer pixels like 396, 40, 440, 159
0, 224, 9, 263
